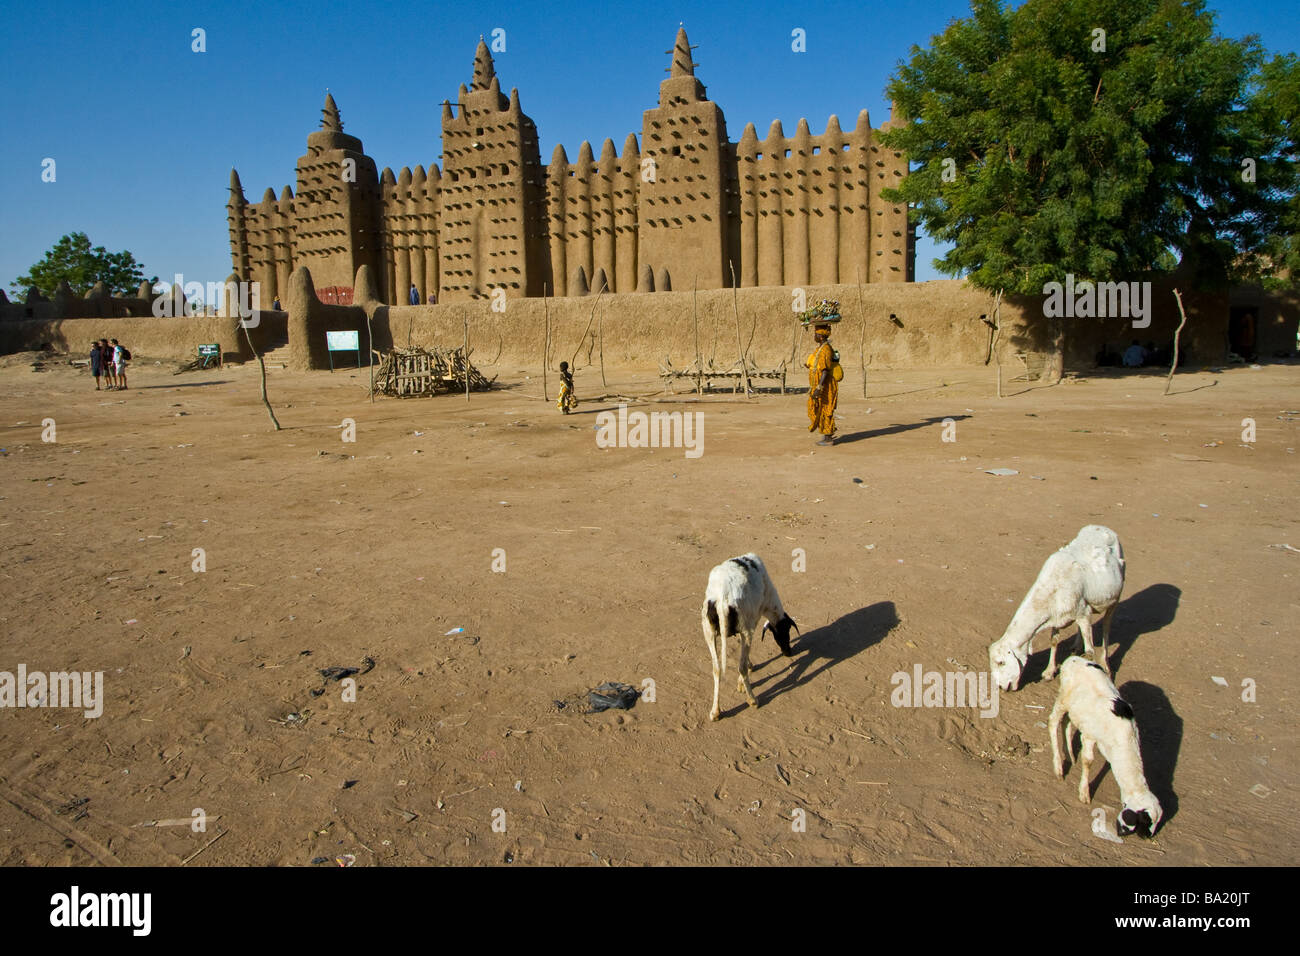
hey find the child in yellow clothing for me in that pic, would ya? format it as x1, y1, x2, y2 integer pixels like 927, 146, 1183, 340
556, 361, 578, 414
806, 324, 838, 444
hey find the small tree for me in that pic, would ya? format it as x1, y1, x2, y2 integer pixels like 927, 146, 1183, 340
11, 232, 148, 298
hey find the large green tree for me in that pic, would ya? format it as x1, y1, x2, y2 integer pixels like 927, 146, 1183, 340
10, 232, 150, 298
880, 0, 1294, 294
1249, 52, 1300, 285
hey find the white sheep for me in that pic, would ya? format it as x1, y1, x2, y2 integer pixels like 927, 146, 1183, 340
1049, 656, 1163, 837
988, 524, 1124, 692
701, 553, 798, 721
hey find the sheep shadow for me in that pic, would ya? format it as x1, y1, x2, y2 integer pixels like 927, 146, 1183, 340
832, 415, 969, 446
1109, 584, 1181, 672
1024, 583, 1181, 684
1071, 681, 1182, 830
746, 601, 898, 709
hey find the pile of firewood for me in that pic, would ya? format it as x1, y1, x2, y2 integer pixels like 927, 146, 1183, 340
371, 346, 496, 397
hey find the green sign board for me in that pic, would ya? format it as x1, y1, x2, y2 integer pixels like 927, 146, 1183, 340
326, 331, 360, 351
325, 330, 365, 372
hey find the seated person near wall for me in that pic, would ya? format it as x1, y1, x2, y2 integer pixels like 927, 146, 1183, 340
1122, 340, 1148, 367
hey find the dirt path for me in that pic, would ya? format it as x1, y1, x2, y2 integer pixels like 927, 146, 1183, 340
0, 354, 1294, 865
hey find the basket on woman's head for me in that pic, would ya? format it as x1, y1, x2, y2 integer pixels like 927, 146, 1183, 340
798, 299, 842, 327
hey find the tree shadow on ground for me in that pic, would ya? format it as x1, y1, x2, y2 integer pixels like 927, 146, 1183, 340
1164, 380, 1220, 396
139, 380, 233, 389
832, 414, 970, 445
1002, 379, 1060, 398
867, 382, 975, 399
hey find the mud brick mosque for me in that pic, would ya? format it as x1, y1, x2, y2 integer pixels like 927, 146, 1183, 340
227, 28, 915, 305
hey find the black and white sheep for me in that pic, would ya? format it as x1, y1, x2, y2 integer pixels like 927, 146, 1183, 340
1050, 656, 1163, 837
701, 553, 798, 721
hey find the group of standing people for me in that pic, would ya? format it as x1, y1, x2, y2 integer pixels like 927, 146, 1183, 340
409, 284, 437, 305
89, 339, 129, 390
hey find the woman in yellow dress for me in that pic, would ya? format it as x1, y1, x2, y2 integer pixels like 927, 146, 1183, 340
806, 323, 837, 445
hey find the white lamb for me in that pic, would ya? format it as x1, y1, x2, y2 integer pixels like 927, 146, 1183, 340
701, 553, 799, 721
988, 524, 1125, 692
1050, 656, 1163, 837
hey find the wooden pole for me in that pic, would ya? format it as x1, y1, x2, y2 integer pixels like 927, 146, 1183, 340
693, 278, 700, 363
693, 277, 701, 394
464, 315, 470, 403
1165, 288, 1189, 396
570, 285, 603, 368
729, 262, 751, 395
240, 319, 280, 430
367, 309, 375, 403
542, 283, 549, 402
856, 269, 867, 398
992, 288, 1004, 399
711, 285, 720, 365
744, 299, 758, 358
599, 299, 607, 389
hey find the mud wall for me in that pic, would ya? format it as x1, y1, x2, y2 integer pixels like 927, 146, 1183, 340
0, 312, 284, 364
378, 280, 1033, 374
370, 280, 1234, 374
1054, 278, 1231, 367
2, 268, 1260, 374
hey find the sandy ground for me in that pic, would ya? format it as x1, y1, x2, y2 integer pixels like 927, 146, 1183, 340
0, 350, 1295, 866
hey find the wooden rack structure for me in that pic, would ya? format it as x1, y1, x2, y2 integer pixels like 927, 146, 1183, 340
371, 346, 496, 397
658, 357, 787, 395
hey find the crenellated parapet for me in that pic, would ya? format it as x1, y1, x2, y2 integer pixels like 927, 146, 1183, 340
227, 30, 912, 306
737, 109, 896, 287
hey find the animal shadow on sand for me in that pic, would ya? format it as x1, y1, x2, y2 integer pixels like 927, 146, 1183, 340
740, 601, 899, 712
1023, 583, 1181, 684
1068, 680, 1182, 829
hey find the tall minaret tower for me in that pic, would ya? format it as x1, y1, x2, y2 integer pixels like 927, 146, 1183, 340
227, 169, 251, 280
637, 27, 730, 290
292, 94, 381, 292
438, 38, 547, 302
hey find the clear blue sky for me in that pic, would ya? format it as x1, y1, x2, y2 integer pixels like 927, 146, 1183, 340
2, 0, 1295, 293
